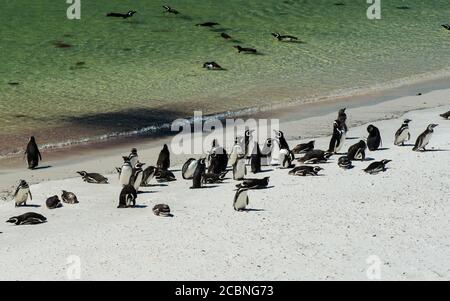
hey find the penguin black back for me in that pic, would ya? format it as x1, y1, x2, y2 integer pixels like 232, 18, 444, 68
250, 143, 262, 173
25, 136, 42, 169
157, 144, 170, 170
191, 159, 206, 189
367, 124, 382, 151
118, 184, 137, 208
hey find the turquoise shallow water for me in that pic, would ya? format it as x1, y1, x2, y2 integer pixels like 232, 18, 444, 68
1, 0, 450, 153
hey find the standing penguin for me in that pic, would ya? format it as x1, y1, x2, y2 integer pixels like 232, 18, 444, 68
208, 139, 228, 173
117, 184, 137, 208
119, 156, 133, 186
141, 166, 157, 186
260, 138, 274, 166
244, 129, 255, 158
233, 187, 249, 211
13, 180, 32, 207
274, 129, 294, 165
233, 154, 247, 180
338, 108, 348, 132
191, 158, 206, 189
367, 125, 382, 151
413, 124, 438, 151
25, 136, 42, 169
250, 142, 262, 173
328, 119, 346, 154
182, 158, 198, 180
394, 119, 412, 146
128, 148, 139, 168
157, 144, 170, 170
347, 140, 367, 161
229, 137, 244, 167
131, 162, 145, 192
46, 195, 62, 209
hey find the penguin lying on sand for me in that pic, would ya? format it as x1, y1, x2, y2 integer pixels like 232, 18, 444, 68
364, 160, 391, 174
6, 212, 47, 225
234, 45, 257, 54
106, 11, 136, 19
298, 150, 332, 164
271, 33, 299, 42
439, 111, 450, 119
289, 166, 323, 176
236, 177, 269, 189
46, 196, 62, 209
153, 204, 173, 217
196, 22, 219, 27
203, 62, 224, 70
292, 140, 315, 154
163, 5, 179, 14
61, 190, 78, 204
202, 171, 228, 184
77, 171, 109, 184
338, 156, 353, 169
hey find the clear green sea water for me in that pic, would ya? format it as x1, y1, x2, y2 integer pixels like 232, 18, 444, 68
1, 0, 450, 153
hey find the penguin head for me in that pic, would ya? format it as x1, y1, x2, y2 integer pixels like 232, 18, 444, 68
130, 148, 137, 155
122, 156, 130, 162
30, 136, 36, 142
135, 162, 145, 169
309, 140, 315, 146
245, 129, 254, 137
19, 179, 27, 187
338, 108, 346, 115
381, 159, 392, 165
6, 217, 19, 224
313, 166, 324, 173
404, 119, 412, 124
273, 129, 284, 138
428, 124, 438, 130
324, 151, 333, 159
271, 33, 280, 38
358, 140, 367, 148
127, 11, 136, 16
76, 171, 87, 177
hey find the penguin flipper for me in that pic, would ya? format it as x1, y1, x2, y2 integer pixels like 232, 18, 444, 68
28, 191, 32, 200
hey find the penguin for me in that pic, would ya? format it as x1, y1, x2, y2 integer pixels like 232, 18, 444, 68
233, 187, 249, 211
250, 142, 262, 173
203, 62, 224, 70
337, 156, 353, 169
288, 166, 323, 176
441, 24, 450, 31
191, 158, 206, 189
235, 177, 269, 189
131, 162, 145, 192
106, 11, 136, 19
244, 129, 255, 158
367, 124, 382, 151
46, 195, 62, 209
221, 33, 232, 40
25, 136, 42, 169
278, 148, 294, 168
119, 156, 133, 186
233, 155, 247, 181
208, 140, 228, 174
61, 190, 78, 204
292, 140, 315, 154
274, 129, 294, 161
234, 45, 257, 54
157, 144, 170, 170
364, 159, 391, 175
141, 166, 157, 186
260, 138, 274, 166
118, 184, 137, 208
6, 212, 47, 225
298, 150, 332, 164
13, 180, 32, 207
229, 137, 245, 167
155, 169, 176, 182
128, 148, 138, 168
182, 158, 198, 180
394, 119, 412, 146
328, 119, 346, 154
163, 5, 179, 14
413, 124, 438, 151
202, 171, 228, 184
153, 204, 173, 217
440, 111, 450, 119
271, 33, 299, 42
338, 108, 348, 132
196, 22, 219, 27
347, 140, 366, 161
76, 171, 109, 184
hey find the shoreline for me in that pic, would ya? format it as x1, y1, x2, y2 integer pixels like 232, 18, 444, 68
2, 69, 450, 161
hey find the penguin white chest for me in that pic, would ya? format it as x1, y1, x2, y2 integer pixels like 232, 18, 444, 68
15, 188, 29, 205
421, 133, 433, 147
185, 160, 198, 179
133, 171, 143, 191
119, 166, 133, 186
396, 128, 409, 144
234, 191, 249, 211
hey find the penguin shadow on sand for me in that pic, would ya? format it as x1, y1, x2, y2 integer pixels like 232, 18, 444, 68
31, 165, 52, 170
17, 204, 41, 208
239, 208, 266, 213
417, 148, 448, 153
143, 183, 169, 187
132, 204, 148, 209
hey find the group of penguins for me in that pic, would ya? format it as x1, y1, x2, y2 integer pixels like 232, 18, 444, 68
103, 5, 300, 71
6, 108, 449, 226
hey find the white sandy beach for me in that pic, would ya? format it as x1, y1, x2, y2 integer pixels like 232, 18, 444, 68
0, 92, 449, 280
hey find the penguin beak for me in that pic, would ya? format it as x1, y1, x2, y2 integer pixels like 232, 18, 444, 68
431, 124, 438, 128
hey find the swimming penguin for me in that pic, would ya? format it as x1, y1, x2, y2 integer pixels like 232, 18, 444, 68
271, 33, 299, 42
338, 108, 348, 132
250, 142, 262, 173
288, 166, 323, 176
128, 148, 138, 168
440, 111, 450, 119
191, 158, 206, 189
202, 171, 228, 184
236, 177, 269, 189
163, 5, 179, 14
182, 158, 198, 180
234, 45, 257, 54
233, 154, 247, 180
76, 171, 109, 184
106, 11, 136, 19
203, 62, 224, 70
153, 204, 173, 217
364, 159, 392, 175
117, 184, 137, 208
292, 140, 315, 154
131, 162, 145, 192
155, 169, 176, 182
233, 187, 249, 211
141, 165, 157, 186
338, 156, 353, 169
25, 136, 42, 169
46, 195, 62, 209
413, 124, 438, 151
119, 156, 133, 186
196, 22, 219, 27
6, 212, 47, 225
157, 144, 170, 170
441, 24, 450, 30
61, 190, 78, 204
221, 33, 232, 40
13, 180, 32, 207
298, 150, 332, 164
347, 140, 366, 161
394, 119, 412, 146
367, 124, 382, 151
260, 138, 275, 166
328, 119, 346, 154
